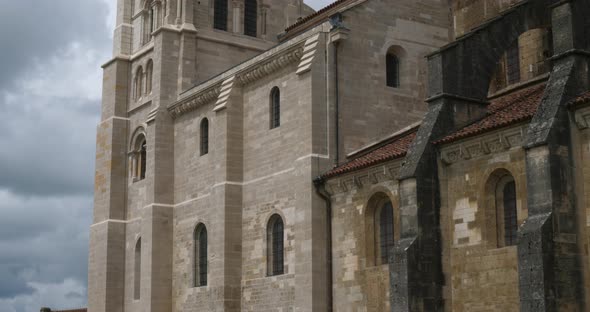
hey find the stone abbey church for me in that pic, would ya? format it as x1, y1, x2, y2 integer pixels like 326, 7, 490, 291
89, 0, 590, 310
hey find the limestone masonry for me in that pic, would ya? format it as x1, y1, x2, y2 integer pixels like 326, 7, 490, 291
89, 0, 590, 311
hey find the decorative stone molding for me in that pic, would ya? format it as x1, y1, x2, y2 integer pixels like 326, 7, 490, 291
169, 85, 221, 119
237, 48, 303, 85
296, 34, 320, 75
213, 77, 236, 112
574, 105, 590, 129
325, 163, 401, 195
146, 106, 159, 124
440, 126, 525, 165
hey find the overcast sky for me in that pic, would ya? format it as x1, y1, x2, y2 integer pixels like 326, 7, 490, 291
0, 0, 332, 311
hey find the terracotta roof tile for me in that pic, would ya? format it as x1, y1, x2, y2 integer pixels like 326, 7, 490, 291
569, 91, 590, 107
436, 83, 547, 144
282, 0, 353, 39
322, 129, 417, 179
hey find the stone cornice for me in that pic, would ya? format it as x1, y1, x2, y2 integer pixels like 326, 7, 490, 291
169, 85, 221, 119
440, 124, 526, 165
324, 162, 401, 195
168, 44, 307, 119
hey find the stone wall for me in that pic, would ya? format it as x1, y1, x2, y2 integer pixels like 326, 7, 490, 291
336, 0, 450, 159
438, 125, 529, 311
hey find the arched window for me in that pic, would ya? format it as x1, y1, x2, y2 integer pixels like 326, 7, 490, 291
135, 66, 144, 100
484, 170, 519, 248
267, 214, 284, 276
146, 60, 153, 94
365, 193, 396, 266
244, 0, 257, 37
134, 238, 141, 300
270, 87, 280, 129
140, 140, 147, 180
200, 118, 209, 156
499, 180, 518, 247
377, 201, 394, 264
213, 0, 228, 31
130, 132, 147, 181
386, 53, 400, 88
193, 224, 208, 287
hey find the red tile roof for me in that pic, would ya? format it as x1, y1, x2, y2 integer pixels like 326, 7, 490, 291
322, 128, 417, 179
569, 91, 590, 107
436, 83, 547, 144
282, 0, 354, 40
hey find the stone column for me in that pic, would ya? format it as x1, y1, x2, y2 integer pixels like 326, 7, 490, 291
88, 56, 129, 312
232, 0, 243, 34
518, 1, 590, 311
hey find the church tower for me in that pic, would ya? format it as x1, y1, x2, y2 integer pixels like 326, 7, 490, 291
89, 1, 311, 312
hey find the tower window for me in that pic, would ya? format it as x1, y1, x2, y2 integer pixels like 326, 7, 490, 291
135, 66, 144, 100
244, 0, 257, 37
134, 238, 141, 300
267, 214, 284, 276
214, 0, 228, 31
130, 131, 148, 182
146, 60, 153, 94
200, 118, 209, 156
194, 224, 208, 287
506, 40, 521, 84
386, 53, 400, 88
140, 140, 147, 180
270, 87, 280, 129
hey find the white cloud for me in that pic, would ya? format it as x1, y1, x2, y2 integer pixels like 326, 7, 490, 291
0, 279, 87, 312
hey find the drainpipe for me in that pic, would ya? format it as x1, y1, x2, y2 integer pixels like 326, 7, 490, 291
329, 13, 349, 166
333, 41, 340, 166
313, 176, 333, 311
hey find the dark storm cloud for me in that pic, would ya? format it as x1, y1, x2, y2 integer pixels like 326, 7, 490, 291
0, 193, 92, 300
0, 0, 111, 90
0, 0, 110, 309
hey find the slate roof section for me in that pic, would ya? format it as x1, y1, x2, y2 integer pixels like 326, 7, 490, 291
282, 0, 353, 40
436, 83, 547, 144
322, 127, 417, 179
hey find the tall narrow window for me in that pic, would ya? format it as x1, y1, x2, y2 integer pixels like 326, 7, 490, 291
377, 201, 394, 264
267, 214, 284, 276
135, 66, 144, 100
200, 118, 209, 156
134, 238, 141, 300
386, 53, 400, 88
140, 140, 147, 180
244, 0, 257, 37
150, 6, 155, 34
503, 181, 518, 246
506, 40, 521, 84
270, 87, 280, 129
213, 0, 228, 31
146, 60, 153, 94
194, 224, 208, 287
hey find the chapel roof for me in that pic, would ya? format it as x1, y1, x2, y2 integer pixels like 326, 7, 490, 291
436, 82, 547, 144
321, 126, 417, 179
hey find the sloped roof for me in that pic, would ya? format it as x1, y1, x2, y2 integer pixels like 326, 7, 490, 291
569, 91, 590, 107
282, 0, 355, 40
322, 127, 417, 179
436, 83, 547, 144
